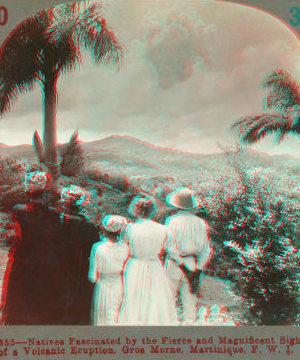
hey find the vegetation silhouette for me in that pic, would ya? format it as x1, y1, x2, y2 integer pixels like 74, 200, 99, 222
229, 69, 300, 146
0, 1, 123, 187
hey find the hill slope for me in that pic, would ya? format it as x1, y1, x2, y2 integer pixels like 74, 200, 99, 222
1, 135, 299, 178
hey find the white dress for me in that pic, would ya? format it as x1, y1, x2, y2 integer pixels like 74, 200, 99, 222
88, 239, 129, 325
118, 219, 178, 325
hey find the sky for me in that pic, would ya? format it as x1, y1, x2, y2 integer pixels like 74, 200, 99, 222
1, 0, 300, 156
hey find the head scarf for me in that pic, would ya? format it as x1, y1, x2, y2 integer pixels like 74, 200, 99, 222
102, 215, 128, 233
60, 185, 90, 207
25, 171, 52, 193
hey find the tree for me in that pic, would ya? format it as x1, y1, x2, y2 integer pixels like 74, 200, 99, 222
229, 69, 300, 146
0, 1, 123, 186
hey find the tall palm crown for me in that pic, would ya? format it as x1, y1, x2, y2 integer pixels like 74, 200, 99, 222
229, 69, 300, 145
0, 1, 122, 178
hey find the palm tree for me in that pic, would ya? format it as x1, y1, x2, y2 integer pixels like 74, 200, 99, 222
0, 1, 123, 185
229, 69, 300, 146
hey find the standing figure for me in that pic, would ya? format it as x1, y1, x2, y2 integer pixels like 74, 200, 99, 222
89, 215, 129, 325
3, 177, 100, 325
165, 188, 213, 325
58, 185, 101, 324
119, 196, 178, 325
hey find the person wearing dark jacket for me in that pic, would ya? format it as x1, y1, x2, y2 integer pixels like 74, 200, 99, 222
2, 173, 100, 325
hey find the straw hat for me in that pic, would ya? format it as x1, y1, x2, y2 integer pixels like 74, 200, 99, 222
166, 187, 202, 210
102, 215, 128, 233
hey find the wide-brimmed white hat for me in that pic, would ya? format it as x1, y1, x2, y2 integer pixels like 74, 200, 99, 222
102, 215, 128, 233
166, 187, 202, 210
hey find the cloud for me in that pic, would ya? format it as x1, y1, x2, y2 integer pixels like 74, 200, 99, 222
136, 10, 217, 89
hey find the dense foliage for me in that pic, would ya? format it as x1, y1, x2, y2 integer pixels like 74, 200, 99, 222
0, 157, 25, 188
204, 148, 300, 325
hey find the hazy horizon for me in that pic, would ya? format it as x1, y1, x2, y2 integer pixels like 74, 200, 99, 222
1, 133, 300, 160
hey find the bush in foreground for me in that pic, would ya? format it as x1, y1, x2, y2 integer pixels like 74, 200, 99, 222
207, 148, 300, 325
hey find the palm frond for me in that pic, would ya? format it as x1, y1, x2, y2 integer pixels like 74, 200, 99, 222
229, 114, 296, 145
69, 130, 78, 147
261, 69, 300, 113
0, 11, 48, 116
46, 1, 123, 72
33, 130, 44, 163
52, 33, 82, 77
0, 1, 123, 117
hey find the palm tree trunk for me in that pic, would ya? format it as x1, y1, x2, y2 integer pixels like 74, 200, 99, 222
42, 76, 60, 188
42, 76, 57, 163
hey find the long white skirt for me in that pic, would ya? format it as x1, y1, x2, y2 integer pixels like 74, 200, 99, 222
119, 258, 178, 325
91, 274, 124, 325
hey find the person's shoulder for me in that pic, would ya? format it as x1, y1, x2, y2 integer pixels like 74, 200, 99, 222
119, 242, 130, 251
165, 213, 176, 222
150, 220, 169, 232
165, 212, 183, 224
13, 202, 41, 212
94, 239, 108, 252
193, 214, 209, 227
13, 202, 53, 218
92, 240, 103, 249
65, 214, 98, 231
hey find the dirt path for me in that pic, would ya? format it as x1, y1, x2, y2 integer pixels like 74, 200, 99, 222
175, 275, 244, 324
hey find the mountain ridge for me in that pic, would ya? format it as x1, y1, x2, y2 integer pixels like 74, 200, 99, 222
0, 136, 299, 174
0, 134, 299, 159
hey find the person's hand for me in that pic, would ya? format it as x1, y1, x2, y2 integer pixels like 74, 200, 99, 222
191, 270, 202, 294
179, 264, 195, 288
168, 248, 184, 265
179, 266, 203, 294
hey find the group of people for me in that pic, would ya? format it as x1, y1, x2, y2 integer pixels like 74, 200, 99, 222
89, 187, 213, 326
2, 171, 213, 326
2, 173, 99, 325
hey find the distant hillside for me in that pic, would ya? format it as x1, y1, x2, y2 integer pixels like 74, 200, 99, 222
0, 144, 35, 162
1, 135, 299, 178
82, 135, 300, 176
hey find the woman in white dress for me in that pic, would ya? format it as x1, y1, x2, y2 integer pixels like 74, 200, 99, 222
88, 215, 129, 325
119, 196, 178, 325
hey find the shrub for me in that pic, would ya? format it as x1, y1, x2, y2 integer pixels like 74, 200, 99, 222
109, 171, 131, 192
0, 157, 25, 187
207, 147, 300, 325
84, 167, 106, 183
60, 132, 85, 177
0, 186, 27, 213
84, 166, 131, 192
0, 212, 22, 248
